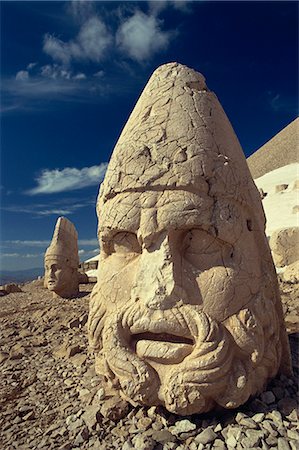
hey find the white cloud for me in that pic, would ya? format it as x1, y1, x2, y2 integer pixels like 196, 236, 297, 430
73, 73, 86, 80
270, 94, 281, 111
3, 240, 49, 247
5, 76, 86, 99
3, 238, 98, 247
27, 62, 38, 70
5, 64, 94, 112
76, 17, 113, 62
149, 0, 192, 15
2, 70, 109, 111
2, 204, 82, 216
78, 249, 85, 255
43, 17, 113, 65
116, 11, 171, 62
26, 164, 108, 195
171, 0, 192, 12
16, 70, 29, 81
79, 239, 98, 246
93, 70, 105, 78
149, 0, 168, 15
41, 64, 72, 80
267, 91, 297, 114
67, 0, 96, 23
40, 64, 86, 81
2, 196, 95, 217
2, 252, 42, 258
37, 208, 74, 216
43, 34, 71, 65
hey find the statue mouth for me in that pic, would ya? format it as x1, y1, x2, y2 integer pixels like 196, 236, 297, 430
130, 331, 194, 364
124, 309, 198, 364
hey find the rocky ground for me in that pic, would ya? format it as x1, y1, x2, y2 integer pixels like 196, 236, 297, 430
0, 281, 298, 450
279, 281, 299, 334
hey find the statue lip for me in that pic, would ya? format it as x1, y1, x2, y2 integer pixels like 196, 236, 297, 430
131, 332, 193, 345
129, 315, 194, 363
128, 316, 193, 340
131, 332, 194, 364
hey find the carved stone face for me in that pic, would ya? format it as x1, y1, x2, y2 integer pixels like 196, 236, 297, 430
88, 63, 291, 415
89, 189, 288, 414
44, 257, 77, 298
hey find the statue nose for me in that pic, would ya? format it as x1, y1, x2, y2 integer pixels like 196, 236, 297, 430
145, 281, 185, 310
132, 235, 186, 310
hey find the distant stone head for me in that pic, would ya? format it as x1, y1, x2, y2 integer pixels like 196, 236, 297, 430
44, 216, 79, 299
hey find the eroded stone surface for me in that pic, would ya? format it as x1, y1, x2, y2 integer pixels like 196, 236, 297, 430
0, 280, 298, 448
44, 217, 79, 298
270, 227, 299, 268
88, 62, 292, 415
282, 261, 299, 284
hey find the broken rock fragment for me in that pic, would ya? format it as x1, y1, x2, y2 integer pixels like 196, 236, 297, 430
88, 62, 292, 415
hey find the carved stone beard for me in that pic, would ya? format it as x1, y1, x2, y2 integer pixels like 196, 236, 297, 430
89, 280, 282, 415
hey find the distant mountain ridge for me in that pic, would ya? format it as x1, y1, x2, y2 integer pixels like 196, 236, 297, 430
247, 117, 299, 179
0, 267, 43, 284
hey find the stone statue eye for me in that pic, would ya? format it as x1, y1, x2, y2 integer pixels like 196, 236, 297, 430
112, 232, 141, 255
183, 229, 224, 269
184, 229, 221, 254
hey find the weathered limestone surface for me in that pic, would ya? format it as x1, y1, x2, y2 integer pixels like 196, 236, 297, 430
270, 227, 299, 268
88, 63, 291, 415
44, 217, 79, 298
282, 261, 299, 284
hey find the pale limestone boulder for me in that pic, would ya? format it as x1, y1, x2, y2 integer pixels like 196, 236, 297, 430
44, 217, 79, 298
275, 184, 288, 193
0, 283, 22, 295
292, 179, 299, 190
282, 261, 299, 283
270, 227, 299, 267
88, 63, 291, 415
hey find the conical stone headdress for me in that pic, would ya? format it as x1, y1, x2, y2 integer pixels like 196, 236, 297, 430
45, 217, 79, 269
98, 62, 265, 236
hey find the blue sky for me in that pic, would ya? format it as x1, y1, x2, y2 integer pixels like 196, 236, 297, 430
1, 0, 298, 271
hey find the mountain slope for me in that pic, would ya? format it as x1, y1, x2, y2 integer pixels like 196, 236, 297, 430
247, 117, 299, 179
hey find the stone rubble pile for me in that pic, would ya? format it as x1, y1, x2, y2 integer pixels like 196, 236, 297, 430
279, 282, 299, 333
0, 282, 298, 449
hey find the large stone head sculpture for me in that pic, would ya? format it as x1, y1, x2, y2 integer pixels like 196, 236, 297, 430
88, 63, 291, 415
44, 216, 79, 298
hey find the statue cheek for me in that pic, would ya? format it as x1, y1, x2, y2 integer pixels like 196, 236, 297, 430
198, 267, 237, 322
98, 257, 139, 309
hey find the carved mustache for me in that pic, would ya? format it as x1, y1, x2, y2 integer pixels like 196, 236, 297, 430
121, 303, 210, 343
88, 296, 205, 351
